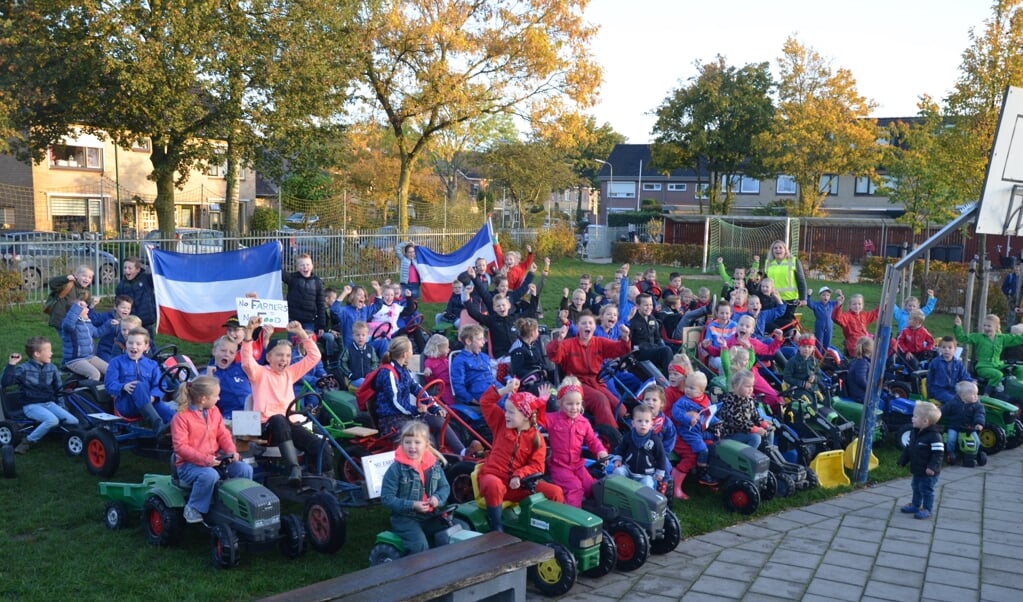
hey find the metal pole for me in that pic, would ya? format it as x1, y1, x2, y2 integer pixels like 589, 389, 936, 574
978, 259, 992, 329
964, 259, 977, 342
636, 160, 642, 211
702, 216, 710, 273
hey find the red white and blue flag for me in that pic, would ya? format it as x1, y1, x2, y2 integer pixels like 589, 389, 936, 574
149, 242, 283, 343
416, 220, 500, 303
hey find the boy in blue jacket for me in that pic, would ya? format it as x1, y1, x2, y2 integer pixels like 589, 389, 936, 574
926, 336, 973, 404
806, 287, 839, 354
105, 328, 175, 432
450, 325, 497, 404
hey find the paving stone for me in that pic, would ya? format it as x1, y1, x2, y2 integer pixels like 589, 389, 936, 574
756, 561, 814, 583
776, 534, 832, 555
980, 553, 1023, 573
834, 523, 886, 542
715, 547, 769, 568
879, 537, 929, 557
631, 572, 695, 597
874, 550, 927, 572
745, 577, 806, 599
979, 541, 1022, 560
725, 523, 784, 540
805, 578, 864, 601
702, 558, 761, 582
769, 546, 821, 566
821, 549, 876, 572
931, 527, 981, 546
675, 537, 726, 558
883, 525, 934, 543
927, 551, 980, 572
827, 536, 879, 556
980, 582, 1023, 602
870, 565, 924, 588
674, 591, 730, 602
924, 566, 979, 589
921, 581, 980, 602
812, 562, 869, 586
734, 537, 783, 555
687, 574, 750, 598
740, 593, 791, 602
773, 508, 830, 526
863, 579, 923, 601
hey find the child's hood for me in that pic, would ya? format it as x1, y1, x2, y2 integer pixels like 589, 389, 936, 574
394, 444, 438, 471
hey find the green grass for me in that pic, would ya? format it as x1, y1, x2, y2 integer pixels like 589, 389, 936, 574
0, 261, 918, 599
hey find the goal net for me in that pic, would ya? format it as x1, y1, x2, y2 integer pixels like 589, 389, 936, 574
705, 218, 799, 274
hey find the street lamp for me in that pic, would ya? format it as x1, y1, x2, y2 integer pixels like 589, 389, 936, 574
594, 159, 612, 226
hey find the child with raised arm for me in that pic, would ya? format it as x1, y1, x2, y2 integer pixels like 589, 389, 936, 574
942, 381, 985, 466
953, 313, 1023, 392
547, 377, 607, 507
90, 294, 133, 362
61, 300, 106, 380
897, 402, 943, 519
806, 286, 839, 353
106, 328, 175, 432
171, 376, 253, 523
926, 336, 973, 404
3, 337, 80, 454
612, 405, 666, 489
893, 289, 936, 334
380, 421, 451, 555
897, 309, 935, 371
478, 379, 563, 532
832, 290, 881, 358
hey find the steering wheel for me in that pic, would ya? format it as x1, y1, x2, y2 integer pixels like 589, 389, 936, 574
286, 392, 323, 427
519, 472, 546, 493
157, 363, 196, 394
315, 374, 342, 392
370, 322, 392, 341
519, 369, 547, 389
404, 313, 423, 334
417, 380, 446, 415
150, 344, 179, 365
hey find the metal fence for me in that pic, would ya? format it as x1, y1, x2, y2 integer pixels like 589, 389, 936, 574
3, 227, 539, 305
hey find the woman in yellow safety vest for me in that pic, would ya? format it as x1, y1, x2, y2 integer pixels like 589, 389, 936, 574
760, 240, 807, 328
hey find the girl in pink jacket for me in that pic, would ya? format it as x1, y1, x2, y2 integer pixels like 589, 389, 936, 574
547, 376, 609, 507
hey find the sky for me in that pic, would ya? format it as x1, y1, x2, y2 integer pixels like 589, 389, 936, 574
584, 0, 995, 143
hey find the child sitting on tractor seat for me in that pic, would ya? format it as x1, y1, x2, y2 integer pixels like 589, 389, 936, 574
171, 376, 253, 523
478, 379, 563, 532
105, 328, 175, 433
547, 376, 607, 508
380, 421, 451, 555
612, 405, 667, 490
953, 314, 1023, 392
641, 385, 676, 492
2, 337, 80, 454
669, 372, 717, 500
783, 333, 825, 399
717, 370, 774, 449
942, 380, 985, 466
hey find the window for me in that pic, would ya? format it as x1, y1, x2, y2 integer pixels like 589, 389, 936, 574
696, 183, 709, 199
131, 138, 151, 152
776, 176, 797, 195
49, 144, 102, 169
819, 175, 839, 196
642, 183, 661, 191
739, 176, 760, 194
667, 183, 687, 192
609, 181, 636, 198
205, 159, 246, 180
855, 176, 877, 195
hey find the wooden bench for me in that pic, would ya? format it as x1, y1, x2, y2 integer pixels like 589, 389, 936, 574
257, 531, 553, 602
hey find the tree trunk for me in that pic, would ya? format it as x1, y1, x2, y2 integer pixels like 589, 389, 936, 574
150, 138, 178, 239
224, 136, 240, 246
397, 154, 413, 233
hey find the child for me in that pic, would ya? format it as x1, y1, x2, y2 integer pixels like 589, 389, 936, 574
61, 300, 106, 380
897, 402, 943, 519
547, 376, 607, 507
897, 309, 935, 371
669, 371, 716, 499
115, 257, 157, 338
559, 288, 591, 328
508, 318, 549, 395
806, 286, 839, 353
337, 285, 372, 347
832, 291, 880, 358
846, 337, 873, 403
435, 280, 464, 328
367, 281, 403, 350
663, 355, 694, 414
953, 314, 1023, 391
105, 328, 175, 432
637, 268, 661, 300
783, 333, 824, 398
90, 294, 134, 361
665, 272, 683, 299
241, 317, 332, 485
171, 376, 253, 523
112, 315, 143, 360
290, 332, 328, 397
478, 379, 563, 532
340, 321, 378, 389
2, 337, 80, 454
712, 315, 784, 414
926, 336, 973, 404
283, 253, 326, 335
421, 333, 454, 405
207, 336, 250, 419
942, 380, 985, 465
641, 385, 677, 488
450, 325, 498, 405
46, 265, 94, 330
629, 293, 673, 374
224, 316, 269, 363
612, 405, 666, 489
717, 370, 773, 449
379, 421, 451, 554
465, 293, 517, 361
893, 290, 937, 334
700, 299, 739, 371
396, 242, 421, 299
594, 304, 625, 340
502, 245, 534, 291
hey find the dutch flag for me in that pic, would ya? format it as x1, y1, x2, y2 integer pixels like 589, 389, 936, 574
416, 221, 500, 303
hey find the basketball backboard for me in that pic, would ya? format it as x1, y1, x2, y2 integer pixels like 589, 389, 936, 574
976, 86, 1023, 235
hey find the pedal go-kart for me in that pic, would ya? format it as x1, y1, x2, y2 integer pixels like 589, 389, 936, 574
98, 455, 306, 568
368, 504, 483, 564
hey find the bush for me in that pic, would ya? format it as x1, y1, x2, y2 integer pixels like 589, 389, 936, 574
612, 242, 703, 267
808, 252, 851, 282
607, 211, 663, 227
0, 270, 27, 309
534, 223, 575, 259
859, 256, 895, 283
250, 207, 281, 232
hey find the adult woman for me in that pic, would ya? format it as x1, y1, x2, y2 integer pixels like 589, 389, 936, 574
761, 239, 807, 328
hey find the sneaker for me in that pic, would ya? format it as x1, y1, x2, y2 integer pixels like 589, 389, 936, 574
183, 505, 203, 524
463, 440, 485, 458
14, 440, 31, 455
914, 509, 932, 520
900, 504, 919, 514
698, 473, 719, 486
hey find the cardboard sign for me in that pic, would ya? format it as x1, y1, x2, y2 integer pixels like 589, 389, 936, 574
362, 450, 396, 499
230, 411, 262, 437
235, 297, 289, 329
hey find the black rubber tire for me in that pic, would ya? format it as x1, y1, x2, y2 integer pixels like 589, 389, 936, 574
980, 425, 1007, 455
211, 523, 240, 569
368, 542, 403, 565
761, 471, 777, 502
1005, 419, 1023, 450
304, 492, 346, 554
445, 461, 478, 505
804, 467, 820, 489
977, 451, 988, 466
594, 423, 623, 452
609, 519, 649, 572
723, 480, 761, 515
650, 510, 682, 555
528, 542, 577, 597
887, 381, 913, 400
776, 473, 797, 498
64, 429, 86, 457
279, 514, 307, 559
581, 528, 618, 578
103, 501, 128, 530
0, 421, 20, 446
2, 444, 15, 478
84, 428, 120, 477
142, 496, 181, 546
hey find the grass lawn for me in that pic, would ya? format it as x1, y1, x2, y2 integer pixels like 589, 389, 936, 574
0, 259, 919, 599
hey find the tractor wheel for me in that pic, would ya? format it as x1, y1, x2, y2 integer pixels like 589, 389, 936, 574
142, 496, 182, 546
211, 524, 240, 569
368, 542, 404, 565
445, 461, 478, 504
304, 492, 346, 554
0, 421, 20, 446
723, 480, 761, 515
528, 542, 577, 597
977, 451, 989, 466
594, 424, 623, 453
888, 381, 913, 399
1005, 420, 1023, 450
980, 425, 1007, 455
896, 425, 913, 451
761, 471, 777, 502
804, 467, 820, 489
775, 473, 797, 498
338, 446, 368, 485
609, 519, 649, 572
103, 501, 128, 530
84, 428, 120, 477
64, 429, 86, 457
2, 444, 15, 478
650, 510, 682, 555
581, 528, 617, 578
279, 514, 307, 559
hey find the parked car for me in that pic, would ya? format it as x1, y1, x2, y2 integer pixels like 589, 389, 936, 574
366, 225, 432, 250
143, 228, 229, 254
0, 231, 119, 290
284, 213, 320, 228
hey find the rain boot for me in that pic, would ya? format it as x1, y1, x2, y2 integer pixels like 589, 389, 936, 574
139, 402, 165, 434
485, 506, 504, 533
278, 440, 303, 486
671, 468, 689, 500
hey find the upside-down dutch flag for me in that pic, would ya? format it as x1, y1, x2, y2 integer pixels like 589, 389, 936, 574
416, 221, 500, 303
149, 242, 283, 343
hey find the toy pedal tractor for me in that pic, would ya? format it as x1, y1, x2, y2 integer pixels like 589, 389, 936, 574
367, 505, 483, 565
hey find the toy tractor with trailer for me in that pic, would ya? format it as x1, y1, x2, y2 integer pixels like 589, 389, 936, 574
368, 505, 483, 564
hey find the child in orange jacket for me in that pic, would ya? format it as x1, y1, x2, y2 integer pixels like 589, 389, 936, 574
832, 291, 881, 358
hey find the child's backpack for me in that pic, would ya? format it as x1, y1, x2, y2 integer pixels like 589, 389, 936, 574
355, 363, 398, 412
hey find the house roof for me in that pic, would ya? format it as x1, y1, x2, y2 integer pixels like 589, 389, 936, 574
255, 172, 280, 198
602, 144, 707, 180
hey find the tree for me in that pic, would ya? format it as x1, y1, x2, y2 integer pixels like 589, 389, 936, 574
546, 115, 625, 224
483, 140, 579, 227
0, 1, 358, 237
354, 0, 600, 233
758, 37, 881, 217
429, 113, 517, 212
650, 56, 775, 214
941, 0, 1023, 203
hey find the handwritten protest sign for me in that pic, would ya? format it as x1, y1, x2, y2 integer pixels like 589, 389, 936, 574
235, 297, 289, 328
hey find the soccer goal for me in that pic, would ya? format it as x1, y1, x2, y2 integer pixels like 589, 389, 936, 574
704, 217, 799, 273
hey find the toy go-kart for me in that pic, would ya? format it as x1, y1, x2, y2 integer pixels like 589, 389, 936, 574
453, 467, 612, 597
99, 454, 306, 568
368, 504, 483, 565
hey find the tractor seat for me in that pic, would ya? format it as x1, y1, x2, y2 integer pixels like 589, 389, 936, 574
111, 404, 143, 423
470, 463, 516, 510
